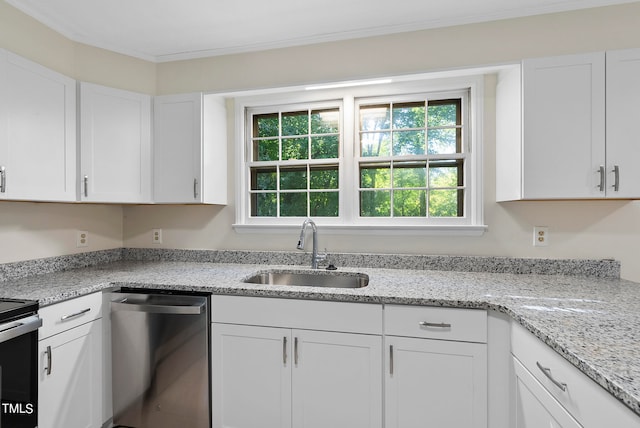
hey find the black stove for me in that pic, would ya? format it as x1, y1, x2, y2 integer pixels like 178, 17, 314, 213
0, 298, 38, 323
0, 298, 40, 428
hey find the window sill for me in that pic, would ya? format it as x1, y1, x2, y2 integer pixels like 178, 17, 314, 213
233, 223, 488, 236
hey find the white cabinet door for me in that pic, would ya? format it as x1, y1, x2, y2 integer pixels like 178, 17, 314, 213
385, 336, 487, 428
154, 93, 202, 203
513, 357, 582, 428
153, 93, 227, 204
292, 329, 382, 428
522, 52, 606, 199
606, 48, 640, 198
38, 320, 103, 428
79, 82, 151, 203
211, 323, 292, 428
0, 50, 76, 201
212, 324, 382, 428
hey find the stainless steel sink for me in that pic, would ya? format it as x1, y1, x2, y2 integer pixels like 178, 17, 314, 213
243, 270, 369, 288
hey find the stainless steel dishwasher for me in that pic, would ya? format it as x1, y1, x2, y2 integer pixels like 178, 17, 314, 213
110, 290, 210, 428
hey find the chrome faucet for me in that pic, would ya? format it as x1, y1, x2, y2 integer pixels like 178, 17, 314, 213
296, 218, 326, 269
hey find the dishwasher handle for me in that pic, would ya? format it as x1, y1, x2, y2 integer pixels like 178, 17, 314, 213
111, 299, 205, 315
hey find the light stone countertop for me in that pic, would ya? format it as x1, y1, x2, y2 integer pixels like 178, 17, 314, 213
1, 258, 639, 418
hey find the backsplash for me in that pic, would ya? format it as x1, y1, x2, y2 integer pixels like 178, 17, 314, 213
0, 249, 122, 282
0, 248, 621, 282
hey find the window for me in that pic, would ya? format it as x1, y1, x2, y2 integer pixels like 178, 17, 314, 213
249, 104, 341, 218
357, 96, 467, 219
236, 75, 485, 234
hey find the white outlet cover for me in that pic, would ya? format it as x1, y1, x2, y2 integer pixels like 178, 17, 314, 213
152, 228, 163, 244
76, 230, 89, 247
533, 226, 549, 247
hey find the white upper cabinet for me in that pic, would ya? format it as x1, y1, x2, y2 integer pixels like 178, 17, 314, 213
497, 52, 606, 200
0, 50, 76, 201
497, 50, 640, 201
79, 82, 151, 203
605, 48, 640, 199
153, 93, 227, 204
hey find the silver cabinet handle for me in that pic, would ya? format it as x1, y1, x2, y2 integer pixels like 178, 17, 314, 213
389, 345, 394, 376
283, 336, 288, 365
0, 166, 5, 193
612, 165, 620, 192
536, 361, 567, 392
194, 178, 199, 199
419, 321, 452, 328
294, 337, 299, 365
597, 166, 605, 192
61, 307, 91, 321
83, 175, 89, 197
45, 345, 52, 375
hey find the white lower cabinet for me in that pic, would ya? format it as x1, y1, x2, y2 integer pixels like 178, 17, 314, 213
385, 336, 487, 428
511, 322, 640, 428
513, 357, 582, 428
37, 293, 103, 428
292, 329, 382, 428
212, 324, 292, 428
384, 305, 488, 428
211, 295, 383, 428
212, 324, 382, 428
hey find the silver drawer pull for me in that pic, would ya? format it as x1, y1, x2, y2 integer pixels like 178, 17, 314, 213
419, 321, 452, 328
536, 361, 567, 392
61, 308, 91, 321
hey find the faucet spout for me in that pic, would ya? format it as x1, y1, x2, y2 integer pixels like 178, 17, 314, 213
296, 218, 323, 269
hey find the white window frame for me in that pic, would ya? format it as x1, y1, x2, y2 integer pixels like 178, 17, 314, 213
245, 100, 345, 224
233, 73, 487, 236
353, 90, 470, 226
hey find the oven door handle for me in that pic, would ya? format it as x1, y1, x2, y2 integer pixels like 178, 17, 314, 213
0, 315, 42, 344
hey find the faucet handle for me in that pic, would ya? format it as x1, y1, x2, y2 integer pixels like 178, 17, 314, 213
321, 248, 338, 270
315, 248, 328, 264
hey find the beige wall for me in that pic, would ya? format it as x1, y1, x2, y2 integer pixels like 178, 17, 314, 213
0, 1, 154, 263
3, 1, 640, 281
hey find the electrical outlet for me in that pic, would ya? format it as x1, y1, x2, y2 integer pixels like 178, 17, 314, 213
76, 230, 89, 248
152, 229, 163, 244
533, 226, 549, 247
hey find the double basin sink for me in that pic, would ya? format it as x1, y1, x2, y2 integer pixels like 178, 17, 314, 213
244, 270, 369, 289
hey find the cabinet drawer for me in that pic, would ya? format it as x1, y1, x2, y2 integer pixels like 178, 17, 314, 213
211, 295, 382, 335
384, 305, 487, 343
513, 356, 582, 428
511, 322, 640, 428
39, 292, 102, 340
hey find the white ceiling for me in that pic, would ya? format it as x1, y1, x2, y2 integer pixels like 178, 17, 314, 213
5, 0, 638, 62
